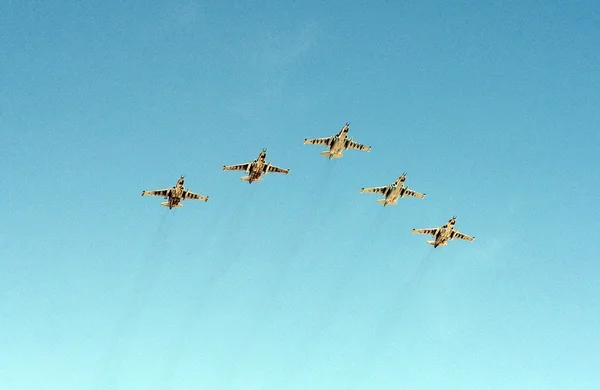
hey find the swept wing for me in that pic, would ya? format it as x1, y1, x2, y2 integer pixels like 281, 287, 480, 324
403, 188, 426, 199
222, 163, 251, 172
450, 230, 475, 242
141, 188, 170, 197
411, 228, 439, 236
345, 139, 371, 151
264, 165, 290, 174
360, 186, 387, 195
183, 190, 209, 202
303, 137, 332, 147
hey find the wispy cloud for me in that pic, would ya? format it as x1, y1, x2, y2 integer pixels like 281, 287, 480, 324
256, 22, 319, 68
161, 1, 204, 32
225, 22, 319, 116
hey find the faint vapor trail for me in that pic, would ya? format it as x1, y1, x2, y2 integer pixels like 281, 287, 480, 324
362, 248, 435, 359
93, 210, 171, 389
396, 248, 435, 301
283, 161, 336, 258
219, 161, 339, 385
374, 200, 393, 228
160, 162, 340, 388
156, 189, 261, 387
321, 160, 335, 188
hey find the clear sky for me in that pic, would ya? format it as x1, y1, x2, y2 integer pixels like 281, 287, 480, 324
1, 1, 599, 389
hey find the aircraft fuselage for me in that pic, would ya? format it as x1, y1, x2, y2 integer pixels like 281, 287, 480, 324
381, 185, 400, 206
247, 164, 263, 183
325, 125, 350, 158
166, 196, 182, 209
165, 179, 185, 208
245, 152, 267, 183
381, 178, 407, 205
433, 230, 449, 247
434, 222, 455, 247
329, 134, 348, 155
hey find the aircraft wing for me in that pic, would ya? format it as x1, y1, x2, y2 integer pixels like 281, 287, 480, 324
404, 188, 426, 199
141, 188, 170, 197
411, 228, 438, 236
304, 137, 332, 146
264, 165, 290, 175
360, 186, 387, 195
344, 139, 371, 152
450, 230, 475, 242
222, 163, 250, 172
183, 190, 209, 202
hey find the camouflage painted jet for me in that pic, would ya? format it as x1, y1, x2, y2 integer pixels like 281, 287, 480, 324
141, 176, 208, 209
360, 173, 426, 206
411, 216, 475, 248
303, 122, 371, 159
222, 149, 289, 183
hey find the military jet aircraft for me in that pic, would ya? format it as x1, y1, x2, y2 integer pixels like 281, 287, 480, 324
141, 176, 208, 209
411, 216, 475, 248
360, 173, 426, 206
303, 122, 371, 159
222, 149, 289, 183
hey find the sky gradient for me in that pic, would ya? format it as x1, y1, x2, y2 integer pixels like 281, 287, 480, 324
1, 1, 600, 389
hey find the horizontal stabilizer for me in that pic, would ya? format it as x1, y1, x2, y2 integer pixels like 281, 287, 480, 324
161, 202, 182, 208
241, 176, 262, 182
320, 151, 342, 159
427, 240, 446, 247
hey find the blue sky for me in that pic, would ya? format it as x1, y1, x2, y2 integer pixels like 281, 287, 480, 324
1, 1, 599, 389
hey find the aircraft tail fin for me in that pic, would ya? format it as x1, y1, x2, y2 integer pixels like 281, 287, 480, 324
376, 199, 388, 206
427, 240, 436, 246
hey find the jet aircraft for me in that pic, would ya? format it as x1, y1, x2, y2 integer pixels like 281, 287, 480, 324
361, 173, 425, 206
141, 176, 209, 209
222, 149, 290, 183
411, 216, 474, 248
303, 122, 371, 159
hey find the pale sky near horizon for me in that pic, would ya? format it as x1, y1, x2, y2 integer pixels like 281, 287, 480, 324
1, 1, 600, 389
